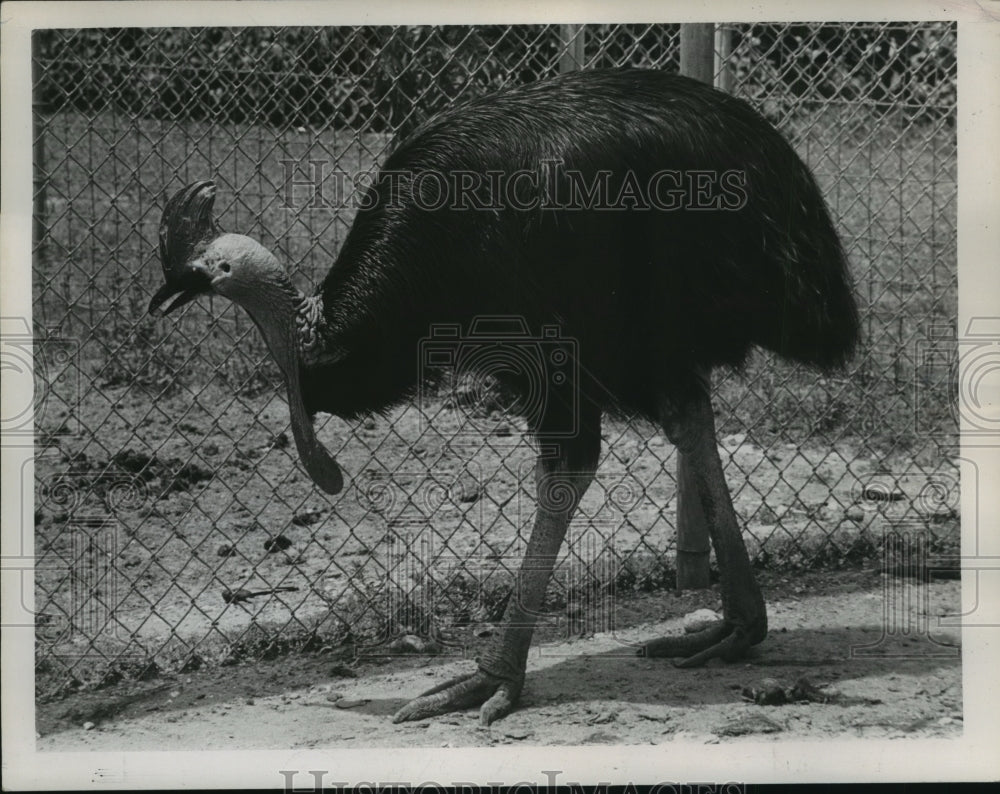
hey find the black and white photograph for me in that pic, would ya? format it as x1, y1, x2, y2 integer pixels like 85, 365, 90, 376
2, 0, 998, 788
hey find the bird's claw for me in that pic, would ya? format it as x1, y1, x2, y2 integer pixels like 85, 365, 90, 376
672, 626, 748, 668
638, 619, 760, 667
392, 668, 522, 726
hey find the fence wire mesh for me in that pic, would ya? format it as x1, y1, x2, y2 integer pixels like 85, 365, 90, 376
28, 22, 958, 696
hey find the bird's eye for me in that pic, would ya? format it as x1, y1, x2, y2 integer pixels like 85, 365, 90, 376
220, 262, 231, 273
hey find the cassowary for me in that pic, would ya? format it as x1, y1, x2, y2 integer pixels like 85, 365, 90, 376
149, 68, 859, 725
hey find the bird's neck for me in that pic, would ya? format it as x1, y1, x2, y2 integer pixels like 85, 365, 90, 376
230, 273, 345, 494
295, 293, 345, 367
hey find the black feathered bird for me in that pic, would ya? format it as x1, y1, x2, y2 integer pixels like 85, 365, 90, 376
149, 68, 859, 725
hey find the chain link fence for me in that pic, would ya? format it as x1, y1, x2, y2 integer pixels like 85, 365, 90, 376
30, 22, 958, 697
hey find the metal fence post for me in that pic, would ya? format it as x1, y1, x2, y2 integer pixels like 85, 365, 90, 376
714, 25, 733, 92
675, 23, 716, 590
560, 25, 585, 72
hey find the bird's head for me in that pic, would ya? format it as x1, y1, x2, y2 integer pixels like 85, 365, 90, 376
149, 181, 344, 495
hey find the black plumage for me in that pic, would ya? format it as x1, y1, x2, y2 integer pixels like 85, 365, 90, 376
302, 68, 858, 426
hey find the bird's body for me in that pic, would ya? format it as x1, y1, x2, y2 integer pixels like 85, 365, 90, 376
302, 69, 857, 423
150, 68, 859, 725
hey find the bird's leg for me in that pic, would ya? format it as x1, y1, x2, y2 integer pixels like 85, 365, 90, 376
639, 383, 767, 666
393, 428, 600, 725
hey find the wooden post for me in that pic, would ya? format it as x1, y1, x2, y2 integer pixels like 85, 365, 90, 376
680, 23, 715, 85
675, 450, 712, 589
559, 25, 585, 73
674, 24, 716, 593
674, 365, 713, 590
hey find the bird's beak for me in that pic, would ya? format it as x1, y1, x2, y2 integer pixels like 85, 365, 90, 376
147, 271, 211, 315
149, 181, 221, 315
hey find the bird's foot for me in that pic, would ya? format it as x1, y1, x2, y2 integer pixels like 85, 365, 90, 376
391, 668, 523, 726
638, 616, 766, 668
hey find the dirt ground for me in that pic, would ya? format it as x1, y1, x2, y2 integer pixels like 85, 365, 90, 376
33, 377, 960, 678
32, 371, 963, 751
37, 570, 962, 749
